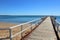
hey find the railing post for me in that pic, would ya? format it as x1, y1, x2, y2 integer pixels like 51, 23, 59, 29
9, 29, 12, 40
30, 23, 32, 31
57, 26, 59, 32
21, 25, 23, 39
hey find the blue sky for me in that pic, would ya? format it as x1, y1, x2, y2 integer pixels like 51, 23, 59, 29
0, 0, 60, 15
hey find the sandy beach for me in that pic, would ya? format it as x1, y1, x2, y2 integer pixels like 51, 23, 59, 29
0, 17, 60, 40
0, 22, 17, 40
0, 22, 35, 40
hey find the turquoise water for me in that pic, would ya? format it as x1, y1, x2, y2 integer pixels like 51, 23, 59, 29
0, 15, 43, 24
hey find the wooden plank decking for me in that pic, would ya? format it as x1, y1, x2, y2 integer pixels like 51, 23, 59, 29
23, 17, 57, 40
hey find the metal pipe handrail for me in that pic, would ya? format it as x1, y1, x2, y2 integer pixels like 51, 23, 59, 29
11, 18, 42, 38
0, 16, 46, 40
11, 24, 36, 38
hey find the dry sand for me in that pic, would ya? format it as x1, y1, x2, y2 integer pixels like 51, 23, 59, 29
0, 17, 60, 40
0, 22, 35, 40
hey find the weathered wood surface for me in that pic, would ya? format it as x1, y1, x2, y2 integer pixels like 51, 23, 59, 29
23, 17, 57, 40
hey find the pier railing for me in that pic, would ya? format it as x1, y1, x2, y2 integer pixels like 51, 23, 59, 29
0, 16, 47, 40
10, 18, 41, 40
55, 20, 60, 32
50, 16, 60, 40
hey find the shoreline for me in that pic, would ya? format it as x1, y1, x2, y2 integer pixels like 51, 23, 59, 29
0, 22, 17, 28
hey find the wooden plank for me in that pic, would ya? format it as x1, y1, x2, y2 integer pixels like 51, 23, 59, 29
23, 17, 57, 40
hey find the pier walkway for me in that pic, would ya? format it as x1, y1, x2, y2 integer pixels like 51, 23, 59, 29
23, 17, 57, 40
0, 16, 60, 40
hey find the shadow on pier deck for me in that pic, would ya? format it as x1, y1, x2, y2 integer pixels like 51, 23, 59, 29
22, 17, 60, 40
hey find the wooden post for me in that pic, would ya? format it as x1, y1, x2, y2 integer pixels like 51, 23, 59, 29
9, 29, 12, 40
30, 23, 32, 31
21, 25, 23, 40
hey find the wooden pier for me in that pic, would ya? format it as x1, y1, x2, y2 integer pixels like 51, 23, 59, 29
0, 16, 60, 40
23, 17, 57, 40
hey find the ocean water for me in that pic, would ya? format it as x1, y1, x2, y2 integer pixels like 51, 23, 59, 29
0, 15, 60, 24
55, 16, 60, 23
0, 15, 43, 24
